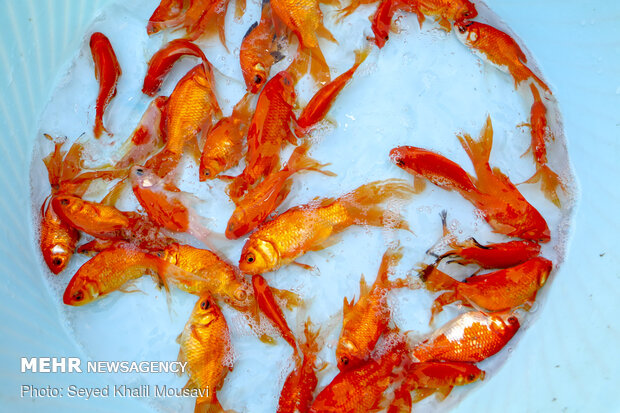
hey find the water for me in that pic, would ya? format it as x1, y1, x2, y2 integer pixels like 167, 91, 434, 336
29, 0, 578, 412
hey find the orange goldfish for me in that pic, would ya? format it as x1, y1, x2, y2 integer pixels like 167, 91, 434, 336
63, 244, 192, 306
337, 246, 411, 371
178, 294, 233, 413
40, 205, 80, 275
270, 0, 337, 85
228, 71, 297, 201
239, 179, 415, 274
116, 96, 167, 169
240, 3, 285, 93
142, 39, 209, 97
405, 0, 477, 31
295, 49, 369, 135
420, 257, 552, 322
89, 32, 121, 139
226, 142, 335, 239
130, 165, 218, 249
388, 362, 484, 411
411, 311, 520, 363
277, 320, 324, 413
455, 21, 551, 93
390, 116, 551, 242
199, 92, 254, 181
309, 332, 409, 412
252, 274, 298, 352
522, 83, 563, 207
145, 63, 221, 178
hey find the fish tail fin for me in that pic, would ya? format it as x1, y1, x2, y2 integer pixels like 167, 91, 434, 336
42, 138, 67, 188
232, 91, 255, 120
387, 383, 413, 413
271, 287, 304, 311
457, 115, 493, 178
352, 46, 371, 70
337, 179, 415, 230
235, 0, 247, 19
284, 142, 336, 177
336, 0, 365, 20
513, 64, 551, 94
376, 244, 404, 288
300, 318, 321, 358
418, 262, 459, 293
524, 164, 563, 208
305, 45, 332, 86
226, 173, 250, 203
194, 393, 224, 413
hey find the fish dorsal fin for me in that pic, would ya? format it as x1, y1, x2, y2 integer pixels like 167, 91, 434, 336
359, 274, 370, 297
343, 296, 355, 316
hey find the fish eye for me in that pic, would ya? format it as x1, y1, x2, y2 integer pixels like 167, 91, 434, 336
395, 158, 405, 167
254, 74, 263, 85
246, 253, 255, 264
468, 373, 476, 381
73, 290, 84, 301
508, 316, 518, 325
203, 169, 211, 177
135, 168, 144, 176
52, 257, 64, 267
458, 25, 467, 34
60, 198, 69, 206
200, 300, 211, 310
463, 11, 471, 17
340, 356, 349, 366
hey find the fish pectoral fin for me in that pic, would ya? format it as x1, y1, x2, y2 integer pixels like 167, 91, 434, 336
413, 176, 427, 194
316, 22, 338, 44
436, 386, 453, 401
412, 388, 436, 403
359, 274, 370, 297
271, 287, 303, 310
118, 280, 144, 295
259, 333, 278, 345
437, 17, 452, 32
291, 261, 317, 272
308, 233, 342, 252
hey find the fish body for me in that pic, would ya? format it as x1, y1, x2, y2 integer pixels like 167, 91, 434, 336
390, 116, 550, 242
310, 334, 408, 413
228, 71, 297, 201
145, 64, 220, 178
421, 257, 552, 321
336, 246, 405, 371
179, 294, 233, 413
388, 362, 484, 411
199, 93, 254, 181
411, 311, 519, 363
63, 244, 185, 306
142, 39, 210, 96
277, 320, 322, 413
455, 21, 550, 93
239, 179, 414, 274
226, 142, 334, 239
89, 32, 122, 139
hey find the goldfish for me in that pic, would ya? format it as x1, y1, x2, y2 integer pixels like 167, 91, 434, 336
309, 332, 409, 412
522, 84, 563, 207
89, 32, 121, 139
145, 63, 221, 178
411, 311, 520, 363
199, 92, 254, 181
269, 0, 338, 85
455, 21, 551, 93
277, 320, 325, 413
130, 165, 218, 249
240, 2, 285, 93
252, 274, 298, 353
115, 96, 167, 169
227, 71, 297, 201
388, 362, 484, 411
40, 205, 80, 275
239, 179, 415, 274
295, 48, 369, 135
432, 211, 542, 269
63, 244, 194, 306
226, 142, 335, 239
147, 0, 185, 34
178, 294, 233, 413
405, 0, 477, 32
390, 116, 551, 242
337, 246, 411, 371
420, 257, 552, 322
142, 39, 210, 97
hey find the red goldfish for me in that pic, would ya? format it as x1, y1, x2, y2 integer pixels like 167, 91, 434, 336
63, 244, 193, 306
337, 246, 411, 371
522, 84, 563, 207
89, 32, 121, 139
310, 332, 409, 412
228, 71, 297, 201
199, 93, 254, 181
145, 63, 221, 178
455, 21, 551, 93
390, 116, 551, 242
240, 3, 285, 93
270, 0, 337, 85
226, 142, 335, 239
239, 179, 415, 274
388, 362, 484, 411
178, 294, 233, 413
277, 320, 324, 413
142, 39, 209, 96
420, 257, 552, 322
296, 49, 369, 135
411, 311, 520, 363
